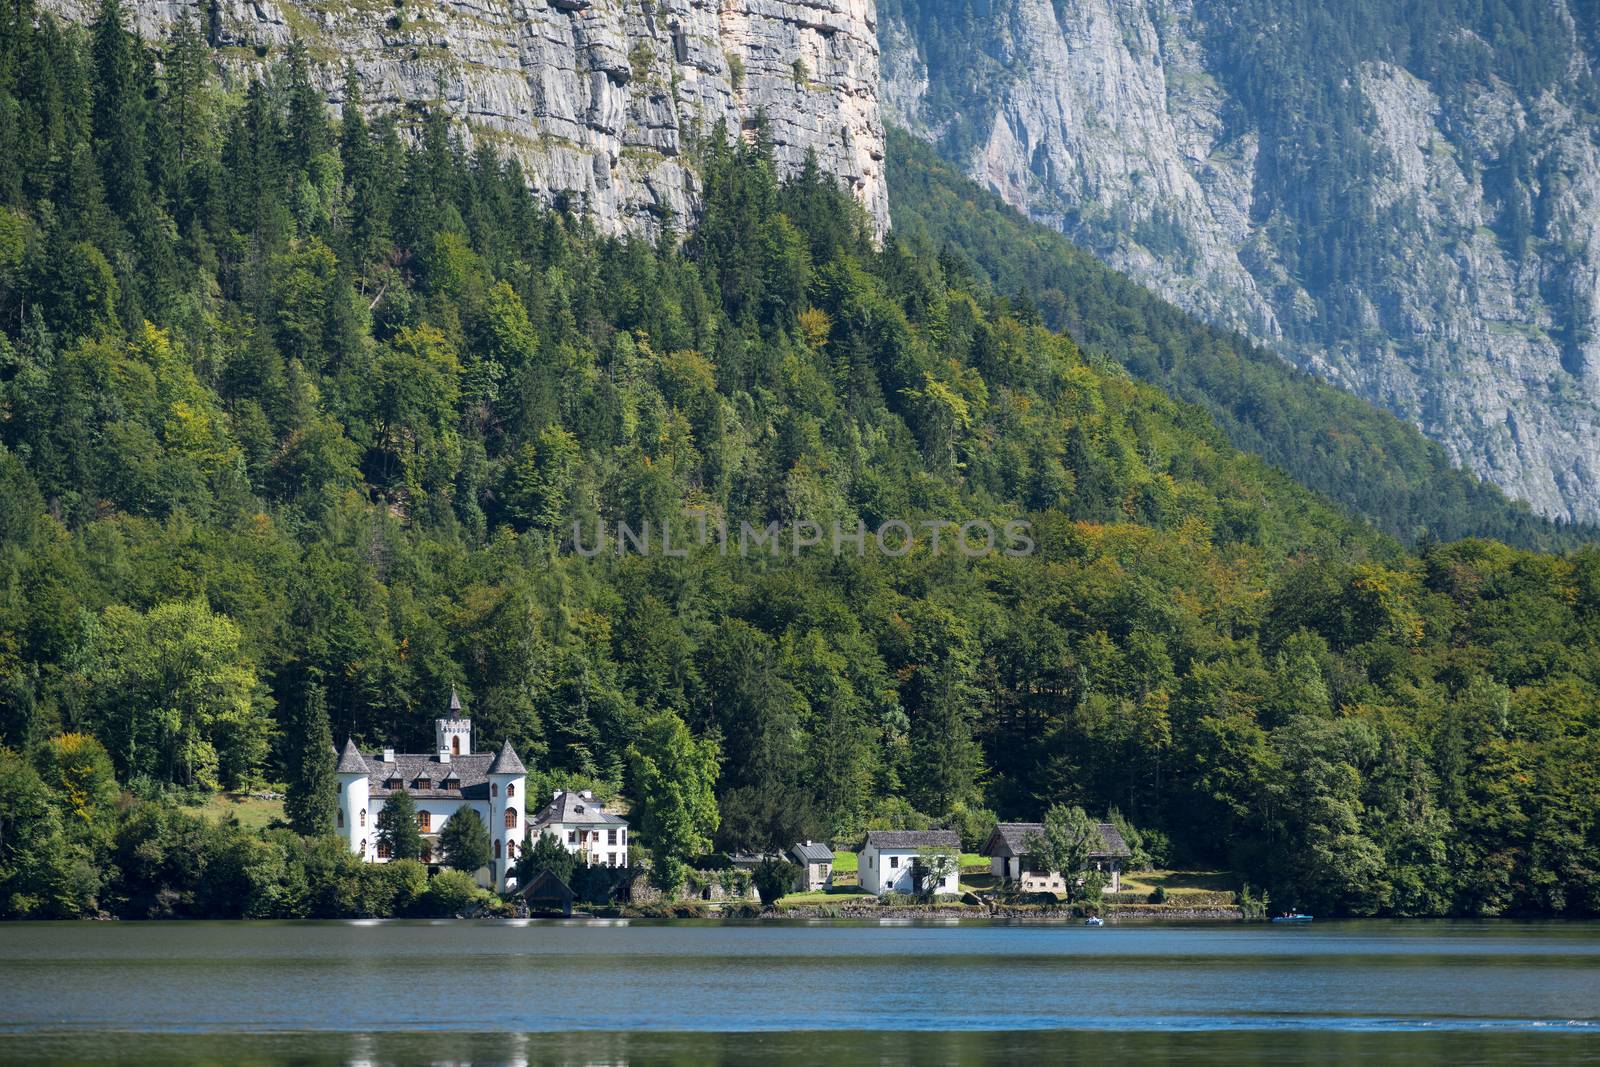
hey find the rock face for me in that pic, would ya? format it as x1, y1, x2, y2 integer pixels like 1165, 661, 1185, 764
882, 0, 1600, 523
43, 0, 888, 238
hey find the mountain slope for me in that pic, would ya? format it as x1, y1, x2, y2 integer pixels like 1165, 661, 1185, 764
2, 3, 1598, 921
881, 0, 1600, 523
887, 129, 1591, 551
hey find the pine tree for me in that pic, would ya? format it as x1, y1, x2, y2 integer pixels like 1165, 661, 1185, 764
375, 789, 424, 861
285, 681, 337, 836
437, 807, 491, 873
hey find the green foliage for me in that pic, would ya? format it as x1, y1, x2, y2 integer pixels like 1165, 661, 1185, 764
513, 829, 576, 888
886, 130, 1593, 551
628, 711, 721, 891
1024, 805, 1105, 902
437, 807, 491, 873
752, 856, 799, 906
284, 682, 336, 836
374, 790, 423, 861
420, 868, 488, 917
0, 15, 1594, 920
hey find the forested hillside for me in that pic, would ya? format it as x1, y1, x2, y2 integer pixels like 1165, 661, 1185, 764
881, 0, 1600, 524
887, 130, 1590, 552
1, 2, 1598, 920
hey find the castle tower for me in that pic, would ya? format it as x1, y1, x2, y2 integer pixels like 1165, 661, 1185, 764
435, 688, 471, 763
486, 739, 527, 892
335, 739, 371, 860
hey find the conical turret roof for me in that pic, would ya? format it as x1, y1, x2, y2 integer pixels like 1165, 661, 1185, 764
336, 738, 370, 775
487, 738, 525, 775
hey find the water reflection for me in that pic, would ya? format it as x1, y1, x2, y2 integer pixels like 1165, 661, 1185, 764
3, 1029, 1596, 1066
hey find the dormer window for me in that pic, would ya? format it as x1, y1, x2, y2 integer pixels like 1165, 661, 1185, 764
414, 777, 431, 790
385, 777, 401, 790
575, 804, 585, 814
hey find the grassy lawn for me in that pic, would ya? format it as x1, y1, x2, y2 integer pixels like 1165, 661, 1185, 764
189, 792, 286, 831
833, 849, 858, 872
1117, 870, 1237, 897
777, 886, 875, 907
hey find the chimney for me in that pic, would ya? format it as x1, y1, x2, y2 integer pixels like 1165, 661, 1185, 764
382, 746, 395, 763
580, 789, 594, 800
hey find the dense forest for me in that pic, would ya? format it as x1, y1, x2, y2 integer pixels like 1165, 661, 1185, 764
886, 130, 1591, 552
1, 1, 1598, 919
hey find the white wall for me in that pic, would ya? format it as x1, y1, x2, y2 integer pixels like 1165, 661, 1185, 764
860, 848, 959, 895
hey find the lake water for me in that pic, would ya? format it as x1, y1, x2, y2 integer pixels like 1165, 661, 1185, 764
1, 919, 1597, 1064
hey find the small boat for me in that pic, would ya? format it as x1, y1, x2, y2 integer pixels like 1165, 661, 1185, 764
1084, 916, 1104, 927
1271, 912, 1313, 923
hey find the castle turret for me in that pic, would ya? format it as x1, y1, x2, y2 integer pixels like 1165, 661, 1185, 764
335, 739, 371, 860
435, 689, 470, 762
486, 739, 527, 891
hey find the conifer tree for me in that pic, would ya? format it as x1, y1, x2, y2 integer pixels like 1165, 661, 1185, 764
375, 789, 424, 861
285, 681, 337, 836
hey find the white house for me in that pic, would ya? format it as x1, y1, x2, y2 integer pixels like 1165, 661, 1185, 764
335, 692, 527, 891
529, 789, 629, 868
980, 821, 1131, 893
857, 830, 962, 896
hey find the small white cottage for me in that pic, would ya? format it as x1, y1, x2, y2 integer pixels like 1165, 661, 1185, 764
857, 830, 962, 896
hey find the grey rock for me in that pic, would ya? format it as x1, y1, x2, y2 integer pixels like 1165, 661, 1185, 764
884, 0, 1600, 523
41, 0, 887, 240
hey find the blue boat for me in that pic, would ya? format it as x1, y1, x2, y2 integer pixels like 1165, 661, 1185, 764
1271, 912, 1313, 923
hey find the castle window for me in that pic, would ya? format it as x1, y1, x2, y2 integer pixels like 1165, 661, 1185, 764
494, 840, 502, 859
421, 846, 432, 864
492, 783, 498, 797
505, 807, 518, 829
360, 809, 366, 827
359, 839, 367, 856
418, 810, 431, 832
377, 841, 391, 859
506, 783, 515, 798
507, 840, 517, 859
451, 736, 460, 756
338, 809, 345, 828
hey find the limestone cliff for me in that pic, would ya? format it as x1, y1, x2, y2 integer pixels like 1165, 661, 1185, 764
43, 0, 888, 238
882, 0, 1600, 523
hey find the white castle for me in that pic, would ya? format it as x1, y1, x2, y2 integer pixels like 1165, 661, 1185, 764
335, 690, 526, 891
334, 691, 630, 892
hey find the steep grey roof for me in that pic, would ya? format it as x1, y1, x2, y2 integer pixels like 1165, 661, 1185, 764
487, 739, 526, 775
336, 740, 370, 775
449, 688, 463, 713
791, 841, 834, 863
531, 789, 628, 827
862, 830, 961, 851
983, 821, 1131, 859
363, 751, 496, 799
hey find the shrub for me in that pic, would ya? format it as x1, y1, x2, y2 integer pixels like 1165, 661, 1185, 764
420, 869, 487, 917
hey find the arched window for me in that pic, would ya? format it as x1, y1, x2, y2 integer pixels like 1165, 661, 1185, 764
506, 783, 515, 798
451, 736, 460, 756
418, 810, 431, 832
492, 783, 498, 797
337, 809, 345, 828
494, 840, 502, 859
359, 809, 366, 827
359, 839, 367, 856
421, 846, 432, 864
377, 841, 391, 859
507, 840, 517, 859
505, 807, 518, 829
